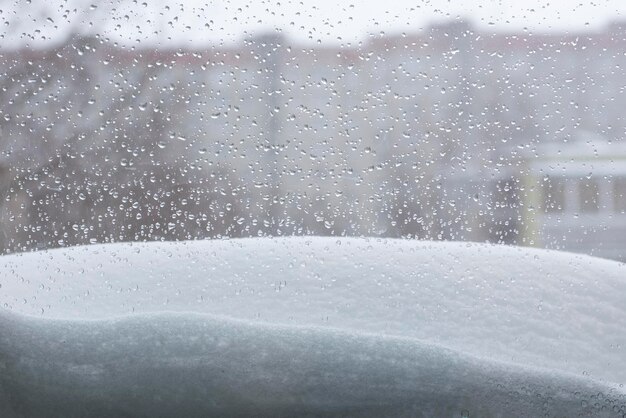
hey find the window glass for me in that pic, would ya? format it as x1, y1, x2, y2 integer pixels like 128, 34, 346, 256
3, 1, 626, 416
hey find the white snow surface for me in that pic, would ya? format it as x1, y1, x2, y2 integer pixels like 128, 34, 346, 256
1, 237, 626, 417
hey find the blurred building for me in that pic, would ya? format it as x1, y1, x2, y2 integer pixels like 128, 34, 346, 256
2, 21, 626, 260
520, 132, 626, 261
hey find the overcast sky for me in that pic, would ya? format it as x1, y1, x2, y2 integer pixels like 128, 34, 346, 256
2, 0, 626, 48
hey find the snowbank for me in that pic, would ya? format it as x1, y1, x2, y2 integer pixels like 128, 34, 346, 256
1, 237, 626, 416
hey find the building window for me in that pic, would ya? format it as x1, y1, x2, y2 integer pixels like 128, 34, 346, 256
579, 178, 599, 213
614, 178, 626, 214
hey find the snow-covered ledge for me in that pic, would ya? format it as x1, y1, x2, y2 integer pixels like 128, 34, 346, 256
1, 237, 625, 417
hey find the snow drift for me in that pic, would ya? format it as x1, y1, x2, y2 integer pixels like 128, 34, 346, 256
1, 237, 626, 417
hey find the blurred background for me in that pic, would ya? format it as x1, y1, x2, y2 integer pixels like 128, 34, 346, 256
2, 1, 626, 261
